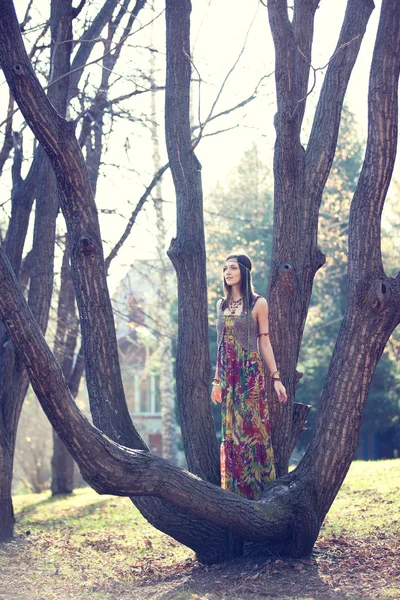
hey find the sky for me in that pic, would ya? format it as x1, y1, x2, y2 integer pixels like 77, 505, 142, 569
0, 0, 397, 294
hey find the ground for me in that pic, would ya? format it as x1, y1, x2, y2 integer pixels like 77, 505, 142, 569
0, 460, 399, 600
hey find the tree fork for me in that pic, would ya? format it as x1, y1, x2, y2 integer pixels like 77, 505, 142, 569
0, 244, 318, 559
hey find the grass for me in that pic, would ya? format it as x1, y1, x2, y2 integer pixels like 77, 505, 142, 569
0, 459, 399, 600
321, 459, 400, 539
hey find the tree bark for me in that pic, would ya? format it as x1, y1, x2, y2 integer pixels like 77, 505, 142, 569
266, 0, 374, 476
165, 0, 220, 485
295, 0, 400, 518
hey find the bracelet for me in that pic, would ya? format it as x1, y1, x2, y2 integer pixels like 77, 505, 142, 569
272, 378, 281, 382
271, 370, 280, 379
213, 382, 220, 387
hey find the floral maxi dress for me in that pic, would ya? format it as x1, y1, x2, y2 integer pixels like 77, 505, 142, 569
217, 301, 276, 500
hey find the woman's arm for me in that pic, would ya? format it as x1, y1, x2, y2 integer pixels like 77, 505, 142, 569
212, 299, 222, 404
254, 297, 287, 404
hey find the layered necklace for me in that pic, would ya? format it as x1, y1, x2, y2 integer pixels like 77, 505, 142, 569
229, 297, 242, 315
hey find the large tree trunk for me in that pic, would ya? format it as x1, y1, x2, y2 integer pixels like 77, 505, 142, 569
266, 0, 375, 476
50, 0, 146, 494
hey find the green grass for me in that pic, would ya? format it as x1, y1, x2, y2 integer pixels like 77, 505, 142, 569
321, 459, 400, 539
1, 459, 399, 600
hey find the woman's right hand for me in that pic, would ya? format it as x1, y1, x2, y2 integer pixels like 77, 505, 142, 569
211, 383, 222, 404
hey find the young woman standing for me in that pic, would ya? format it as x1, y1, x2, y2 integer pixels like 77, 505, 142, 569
212, 253, 287, 500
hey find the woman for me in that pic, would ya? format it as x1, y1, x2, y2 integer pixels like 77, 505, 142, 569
212, 252, 287, 500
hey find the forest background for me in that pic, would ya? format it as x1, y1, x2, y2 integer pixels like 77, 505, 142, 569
0, 0, 399, 495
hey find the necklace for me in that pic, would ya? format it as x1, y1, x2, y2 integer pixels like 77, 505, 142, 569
229, 297, 242, 315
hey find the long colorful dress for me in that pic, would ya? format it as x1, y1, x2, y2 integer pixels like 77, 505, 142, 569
217, 297, 275, 500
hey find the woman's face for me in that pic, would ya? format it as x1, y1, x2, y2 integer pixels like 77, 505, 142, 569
223, 260, 241, 287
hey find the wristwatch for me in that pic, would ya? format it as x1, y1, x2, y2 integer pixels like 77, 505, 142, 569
272, 370, 281, 381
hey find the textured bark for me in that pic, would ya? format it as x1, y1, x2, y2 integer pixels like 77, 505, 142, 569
0, 447, 13, 542
267, 0, 374, 476
165, 0, 220, 485
295, 0, 400, 518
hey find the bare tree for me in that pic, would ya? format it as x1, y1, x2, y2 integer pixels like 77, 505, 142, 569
0, 0, 147, 530
0, 0, 399, 566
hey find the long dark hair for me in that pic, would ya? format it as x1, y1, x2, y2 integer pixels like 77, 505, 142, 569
222, 252, 256, 314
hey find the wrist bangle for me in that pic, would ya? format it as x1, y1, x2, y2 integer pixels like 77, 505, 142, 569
272, 377, 281, 382
271, 370, 280, 379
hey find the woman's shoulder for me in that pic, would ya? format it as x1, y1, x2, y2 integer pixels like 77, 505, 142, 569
252, 295, 268, 310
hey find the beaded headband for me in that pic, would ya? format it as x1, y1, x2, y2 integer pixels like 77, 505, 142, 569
224, 259, 251, 271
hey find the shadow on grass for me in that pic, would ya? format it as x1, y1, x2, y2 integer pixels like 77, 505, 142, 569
15, 493, 111, 529
134, 554, 354, 600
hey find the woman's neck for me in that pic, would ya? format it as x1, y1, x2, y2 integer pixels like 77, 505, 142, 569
230, 285, 242, 301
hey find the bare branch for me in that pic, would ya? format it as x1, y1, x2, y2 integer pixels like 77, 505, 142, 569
20, 0, 34, 32
72, 0, 87, 19
104, 162, 169, 273
191, 4, 259, 150
305, 0, 374, 197
291, 35, 361, 120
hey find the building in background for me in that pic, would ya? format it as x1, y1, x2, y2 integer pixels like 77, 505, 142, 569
112, 261, 180, 459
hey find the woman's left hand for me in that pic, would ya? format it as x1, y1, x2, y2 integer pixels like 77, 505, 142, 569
274, 380, 287, 403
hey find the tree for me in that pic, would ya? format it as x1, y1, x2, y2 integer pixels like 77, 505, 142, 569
0, 0, 399, 566
0, 0, 149, 532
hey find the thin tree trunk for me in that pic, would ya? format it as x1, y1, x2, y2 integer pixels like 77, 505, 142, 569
0, 447, 13, 541
165, 0, 220, 485
51, 247, 78, 495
